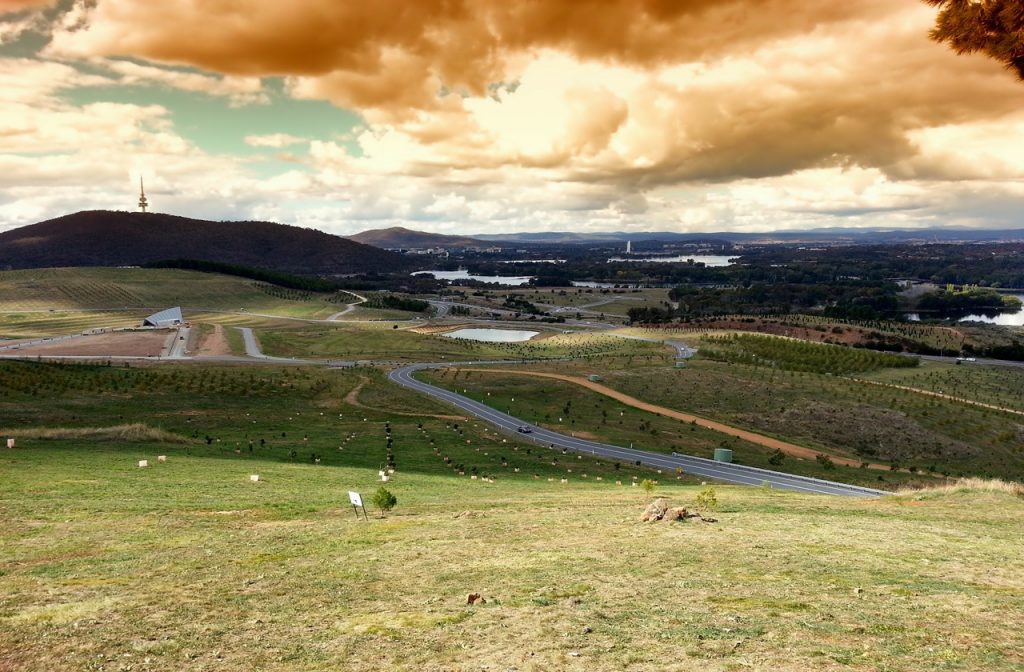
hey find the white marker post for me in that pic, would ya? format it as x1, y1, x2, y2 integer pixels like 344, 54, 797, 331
348, 491, 367, 520
6, 438, 14, 449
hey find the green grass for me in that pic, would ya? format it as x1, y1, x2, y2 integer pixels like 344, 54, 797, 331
2, 358, 1024, 670
3, 437, 1023, 670
0, 267, 344, 323
0, 360, 663, 487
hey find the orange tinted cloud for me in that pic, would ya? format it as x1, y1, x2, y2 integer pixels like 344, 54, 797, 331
37, 0, 1024, 205
0, 0, 56, 13
47, 1, 897, 107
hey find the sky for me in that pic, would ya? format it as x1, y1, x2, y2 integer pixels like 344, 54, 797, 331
1, 0, 1023, 237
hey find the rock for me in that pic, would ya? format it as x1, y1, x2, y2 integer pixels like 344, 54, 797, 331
640, 498, 670, 522
665, 507, 689, 521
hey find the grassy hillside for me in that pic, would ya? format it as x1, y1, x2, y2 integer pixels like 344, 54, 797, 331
2, 359, 1023, 671
0, 268, 357, 337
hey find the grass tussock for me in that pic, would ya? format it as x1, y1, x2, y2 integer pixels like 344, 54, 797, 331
1, 423, 192, 444
896, 477, 1024, 498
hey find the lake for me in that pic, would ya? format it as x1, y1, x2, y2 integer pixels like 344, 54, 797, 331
607, 255, 739, 266
906, 294, 1024, 326
442, 328, 540, 343
412, 270, 534, 286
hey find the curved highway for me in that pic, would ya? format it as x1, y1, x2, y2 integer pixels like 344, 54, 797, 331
389, 362, 886, 498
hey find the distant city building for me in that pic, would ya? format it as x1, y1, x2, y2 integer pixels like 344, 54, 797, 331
626, 240, 632, 254
142, 306, 182, 327
138, 177, 149, 213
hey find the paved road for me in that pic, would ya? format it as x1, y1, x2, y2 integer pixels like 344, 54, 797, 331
326, 291, 368, 320
165, 326, 191, 359
389, 363, 886, 498
236, 327, 301, 362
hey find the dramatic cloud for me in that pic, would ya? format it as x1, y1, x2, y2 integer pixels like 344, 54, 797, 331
0, 0, 1020, 233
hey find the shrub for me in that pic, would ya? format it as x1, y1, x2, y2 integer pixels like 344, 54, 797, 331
695, 486, 718, 511
815, 453, 836, 470
768, 448, 785, 466
640, 479, 656, 496
371, 487, 397, 517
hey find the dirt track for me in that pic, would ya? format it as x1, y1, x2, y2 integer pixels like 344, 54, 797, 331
457, 368, 895, 471
853, 378, 1024, 417
195, 325, 231, 357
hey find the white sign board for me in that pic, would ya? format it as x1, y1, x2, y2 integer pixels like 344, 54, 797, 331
6, 438, 14, 449
348, 491, 363, 507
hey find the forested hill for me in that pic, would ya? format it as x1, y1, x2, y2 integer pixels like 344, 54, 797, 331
349, 226, 491, 249
0, 211, 410, 275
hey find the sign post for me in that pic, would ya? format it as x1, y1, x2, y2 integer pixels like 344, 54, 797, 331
348, 491, 367, 520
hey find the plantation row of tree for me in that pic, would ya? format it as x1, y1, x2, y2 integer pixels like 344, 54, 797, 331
145, 259, 338, 292
698, 333, 919, 375
363, 294, 430, 312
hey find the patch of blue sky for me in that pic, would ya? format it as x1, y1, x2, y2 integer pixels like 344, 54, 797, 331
61, 76, 364, 161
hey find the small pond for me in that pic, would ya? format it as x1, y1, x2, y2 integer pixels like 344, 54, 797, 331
442, 328, 540, 343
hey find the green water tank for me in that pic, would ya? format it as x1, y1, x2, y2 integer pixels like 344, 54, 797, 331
713, 448, 733, 463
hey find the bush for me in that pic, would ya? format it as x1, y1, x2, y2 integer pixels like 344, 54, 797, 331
640, 479, 656, 496
815, 453, 836, 470
695, 486, 718, 511
768, 448, 785, 466
371, 487, 397, 517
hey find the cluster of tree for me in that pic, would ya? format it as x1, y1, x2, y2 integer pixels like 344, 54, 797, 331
624, 283, 902, 323
144, 259, 337, 291
917, 286, 1022, 314
502, 295, 544, 315
363, 294, 430, 312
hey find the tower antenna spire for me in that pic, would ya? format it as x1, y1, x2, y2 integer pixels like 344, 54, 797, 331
138, 176, 148, 213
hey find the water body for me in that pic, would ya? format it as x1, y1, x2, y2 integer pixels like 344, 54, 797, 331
906, 294, 1024, 326
571, 281, 643, 289
607, 255, 738, 266
412, 270, 534, 286
957, 294, 1024, 326
443, 328, 540, 342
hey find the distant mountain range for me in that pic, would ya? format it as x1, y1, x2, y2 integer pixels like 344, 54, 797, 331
348, 226, 491, 248
0, 211, 408, 275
